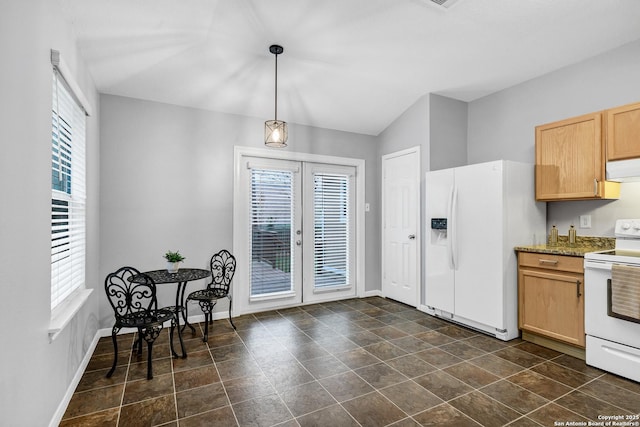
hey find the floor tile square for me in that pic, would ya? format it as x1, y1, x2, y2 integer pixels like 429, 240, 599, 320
223, 374, 276, 404
468, 354, 525, 377
119, 394, 176, 427
414, 370, 474, 401
232, 394, 293, 427
386, 354, 437, 378
179, 405, 238, 427
320, 371, 374, 402
299, 354, 350, 379
122, 373, 173, 405
414, 347, 463, 369
449, 391, 520, 427
507, 370, 572, 400
379, 380, 443, 415
389, 335, 433, 353
335, 348, 381, 369
530, 361, 593, 388
555, 390, 636, 421
174, 365, 220, 392
412, 403, 481, 427
59, 408, 119, 427
528, 403, 590, 426
362, 341, 408, 361
493, 347, 545, 368
354, 362, 408, 388
341, 392, 406, 427
480, 380, 548, 414
369, 325, 409, 340
578, 379, 640, 413
444, 362, 500, 388
176, 382, 229, 419
296, 404, 359, 427
62, 384, 124, 419
279, 381, 336, 417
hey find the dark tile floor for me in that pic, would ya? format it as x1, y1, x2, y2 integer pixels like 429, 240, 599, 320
60, 297, 640, 426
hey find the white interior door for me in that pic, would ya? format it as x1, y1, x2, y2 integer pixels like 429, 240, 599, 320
236, 155, 358, 314
382, 147, 420, 307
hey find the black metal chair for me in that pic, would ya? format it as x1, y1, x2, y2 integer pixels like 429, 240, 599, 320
185, 250, 237, 342
104, 266, 175, 380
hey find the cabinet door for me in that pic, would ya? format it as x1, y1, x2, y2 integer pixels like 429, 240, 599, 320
518, 268, 585, 347
606, 102, 640, 161
535, 113, 605, 200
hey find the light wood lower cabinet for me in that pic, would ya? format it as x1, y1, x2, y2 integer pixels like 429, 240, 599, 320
518, 252, 585, 348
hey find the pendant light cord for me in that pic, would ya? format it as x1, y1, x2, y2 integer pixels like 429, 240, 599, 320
274, 52, 278, 121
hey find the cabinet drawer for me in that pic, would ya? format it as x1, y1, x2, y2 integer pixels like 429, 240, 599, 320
518, 252, 584, 273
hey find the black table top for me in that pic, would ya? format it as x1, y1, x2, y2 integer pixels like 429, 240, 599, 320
132, 268, 211, 284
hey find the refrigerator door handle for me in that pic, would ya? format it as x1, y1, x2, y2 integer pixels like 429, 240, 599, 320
451, 186, 458, 270
447, 185, 455, 270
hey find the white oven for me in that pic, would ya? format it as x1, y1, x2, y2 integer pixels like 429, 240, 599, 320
584, 219, 640, 383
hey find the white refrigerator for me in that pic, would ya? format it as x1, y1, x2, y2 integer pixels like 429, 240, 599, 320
424, 160, 546, 340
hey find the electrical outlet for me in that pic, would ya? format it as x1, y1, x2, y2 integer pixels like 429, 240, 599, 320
579, 215, 592, 229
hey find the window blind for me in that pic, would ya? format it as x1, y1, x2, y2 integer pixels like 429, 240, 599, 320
51, 70, 86, 310
250, 168, 294, 296
313, 173, 350, 289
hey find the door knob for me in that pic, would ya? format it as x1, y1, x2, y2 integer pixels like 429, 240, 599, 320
408, 234, 416, 240
296, 240, 302, 246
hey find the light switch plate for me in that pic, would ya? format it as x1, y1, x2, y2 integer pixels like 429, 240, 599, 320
579, 215, 592, 229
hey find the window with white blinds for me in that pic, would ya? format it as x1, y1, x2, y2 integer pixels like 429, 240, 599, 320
313, 172, 350, 289
51, 70, 86, 310
250, 168, 294, 296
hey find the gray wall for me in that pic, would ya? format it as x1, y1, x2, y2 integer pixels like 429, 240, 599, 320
429, 93, 468, 171
0, 2, 101, 426
467, 39, 640, 236
99, 94, 380, 325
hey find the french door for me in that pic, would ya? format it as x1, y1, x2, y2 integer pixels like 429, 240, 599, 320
236, 156, 357, 313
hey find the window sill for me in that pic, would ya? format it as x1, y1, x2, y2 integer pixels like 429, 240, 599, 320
49, 288, 93, 342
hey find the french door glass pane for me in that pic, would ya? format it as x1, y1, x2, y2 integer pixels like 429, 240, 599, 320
313, 172, 350, 289
250, 168, 294, 296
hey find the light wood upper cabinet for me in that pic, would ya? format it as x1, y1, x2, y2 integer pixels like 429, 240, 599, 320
535, 112, 620, 201
606, 101, 640, 161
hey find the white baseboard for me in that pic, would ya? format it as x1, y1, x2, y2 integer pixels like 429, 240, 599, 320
364, 290, 383, 298
49, 330, 101, 427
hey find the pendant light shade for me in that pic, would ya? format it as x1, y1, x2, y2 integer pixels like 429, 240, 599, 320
265, 45, 288, 147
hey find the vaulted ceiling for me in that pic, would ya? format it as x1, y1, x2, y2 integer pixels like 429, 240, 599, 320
60, 0, 640, 135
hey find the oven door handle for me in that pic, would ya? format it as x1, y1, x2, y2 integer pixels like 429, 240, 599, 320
584, 260, 612, 271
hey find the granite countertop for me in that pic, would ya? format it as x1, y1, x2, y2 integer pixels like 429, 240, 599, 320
515, 236, 615, 257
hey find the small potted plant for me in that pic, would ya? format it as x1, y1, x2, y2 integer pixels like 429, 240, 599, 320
164, 250, 185, 273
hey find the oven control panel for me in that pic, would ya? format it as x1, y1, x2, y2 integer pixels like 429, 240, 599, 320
615, 219, 640, 238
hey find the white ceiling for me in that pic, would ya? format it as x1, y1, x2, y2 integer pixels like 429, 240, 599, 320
59, 0, 640, 136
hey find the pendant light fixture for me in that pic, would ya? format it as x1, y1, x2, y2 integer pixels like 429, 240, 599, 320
264, 44, 288, 147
